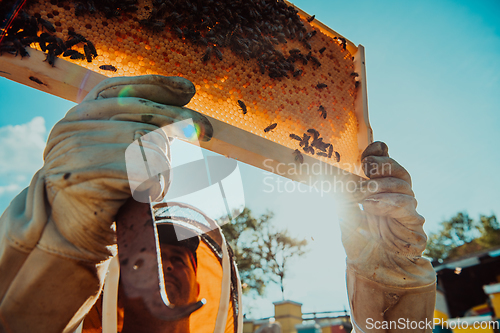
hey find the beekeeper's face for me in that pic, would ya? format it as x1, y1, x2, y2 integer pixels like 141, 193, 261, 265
161, 244, 200, 305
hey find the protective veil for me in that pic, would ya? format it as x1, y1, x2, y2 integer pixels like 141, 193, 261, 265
82, 201, 243, 333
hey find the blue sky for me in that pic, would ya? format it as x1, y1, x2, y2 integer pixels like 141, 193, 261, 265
1, 0, 499, 319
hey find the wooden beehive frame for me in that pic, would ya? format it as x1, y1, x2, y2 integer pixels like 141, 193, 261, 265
0, 4, 372, 185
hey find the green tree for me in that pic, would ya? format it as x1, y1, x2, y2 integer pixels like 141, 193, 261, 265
424, 213, 500, 262
220, 208, 308, 299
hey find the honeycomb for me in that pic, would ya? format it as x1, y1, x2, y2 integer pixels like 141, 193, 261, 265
4, 0, 361, 167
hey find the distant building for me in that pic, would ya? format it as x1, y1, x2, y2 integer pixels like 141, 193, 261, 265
432, 246, 500, 332
243, 300, 351, 333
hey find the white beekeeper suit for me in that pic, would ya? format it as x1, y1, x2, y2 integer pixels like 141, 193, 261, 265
0, 75, 435, 332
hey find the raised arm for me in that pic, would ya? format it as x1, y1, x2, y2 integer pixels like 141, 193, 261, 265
0, 75, 211, 332
340, 142, 436, 332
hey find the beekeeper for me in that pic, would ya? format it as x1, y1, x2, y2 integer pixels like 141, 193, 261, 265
118, 222, 202, 333
0, 75, 435, 332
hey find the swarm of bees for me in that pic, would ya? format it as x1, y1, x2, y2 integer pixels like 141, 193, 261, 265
1, 0, 356, 167
289, 129, 340, 164
0, 0, 348, 80
0, 2, 97, 67
137, 0, 331, 80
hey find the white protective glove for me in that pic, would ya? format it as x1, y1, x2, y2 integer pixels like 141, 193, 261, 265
340, 142, 436, 333
0, 75, 212, 332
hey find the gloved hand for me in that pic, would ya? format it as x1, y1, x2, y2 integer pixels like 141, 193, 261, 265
339, 142, 436, 333
40, 74, 212, 262
0, 75, 212, 332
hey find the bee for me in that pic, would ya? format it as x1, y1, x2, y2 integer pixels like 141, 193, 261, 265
46, 41, 63, 56
274, 49, 285, 59
351, 72, 359, 77
213, 47, 223, 61
298, 54, 308, 65
172, 25, 183, 38
304, 30, 317, 40
300, 134, 311, 148
307, 129, 319, 140
310, 56, 321, 67
65, 34, 86, 49
289, 48, 301, 55
99, 65, 117, 72
303, 41, 311, 49
319, 47, 326, 54
276, 33, 287, 44
307, 15, 315, 22
75, 3, 86, 16
86, 41, 97, 58
197, 37, 208, 46
264, 123, 277, 132
70, 52, 85, 60
140, 19, 166, 32
38, 33, 49, 52
316, 83, 327, 89
293, 69, 303, 77
241, 51, 251, 61
168, 12, 183, 25
317, 152, 327, 157
29, 76, 44, 85
103, 7, 120, 19
0, 45, 17, 56
20, 36, 36, 46
87, 0, 97, 14
338, 37, 347, 50
303, 146, 315, 155
335, 151, 341, 162
13, 39, 29, 58
327, 144, 333, 158
38, 17, 56, 33
202, 47, 212, 63
243, 26, 254, 34
289, 133, 302, 141
83, 44, 93, 62
156, 2, 168, 17
293, 149, 304, 164
68, 31, 86, 39
63, 49, 78, 57
44, 50, 56, 67
259, 62, 266, 74
238, 100, 247, 114
319, 105, 327, 119
312, 138, 328, 152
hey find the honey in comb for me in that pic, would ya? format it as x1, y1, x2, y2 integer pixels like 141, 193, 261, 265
3, 0, 361, 166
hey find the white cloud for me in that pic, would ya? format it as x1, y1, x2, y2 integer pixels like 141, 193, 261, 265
0, 184, 21, 196
0, 117, 47, 175
0, 117, 47, 211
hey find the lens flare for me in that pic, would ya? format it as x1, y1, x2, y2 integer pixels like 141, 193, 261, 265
182, 123, 201, 141
117, 85, 136, 105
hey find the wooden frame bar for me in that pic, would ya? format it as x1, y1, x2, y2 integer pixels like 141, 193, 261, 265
0, 6, 371, 184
